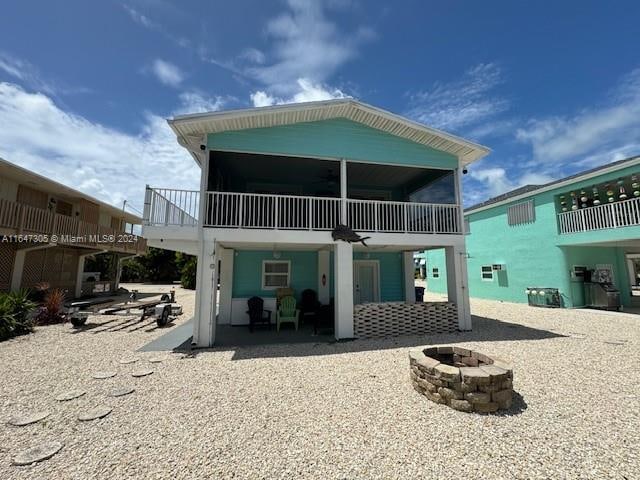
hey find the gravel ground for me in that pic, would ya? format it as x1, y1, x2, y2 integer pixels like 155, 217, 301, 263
1, 286, 639, 479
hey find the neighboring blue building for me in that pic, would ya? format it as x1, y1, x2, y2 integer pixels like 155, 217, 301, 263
426, 156, 640, 311
142, 99, 490, 346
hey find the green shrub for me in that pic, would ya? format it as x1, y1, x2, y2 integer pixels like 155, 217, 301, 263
180, 257, 197, 290
0, 290, 36, 341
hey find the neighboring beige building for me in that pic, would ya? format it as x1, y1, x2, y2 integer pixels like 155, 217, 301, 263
0, 158, 146, 298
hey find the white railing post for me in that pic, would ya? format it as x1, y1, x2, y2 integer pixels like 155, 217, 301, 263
274, 196, 279, 229
403, 203, 408, 233
610, 203, 617, 228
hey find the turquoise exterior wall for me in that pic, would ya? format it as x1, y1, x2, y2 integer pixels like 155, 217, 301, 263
232, 250, 317, 301
232, 249, 405, 302
208, 118, 458, 169
353, 251, 405, 302
426, 161, 640, 308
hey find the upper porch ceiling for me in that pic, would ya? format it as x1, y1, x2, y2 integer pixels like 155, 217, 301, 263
168, 99, 490, 167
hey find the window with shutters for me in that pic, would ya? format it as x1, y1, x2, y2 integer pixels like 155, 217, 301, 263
507, 200, 535, 225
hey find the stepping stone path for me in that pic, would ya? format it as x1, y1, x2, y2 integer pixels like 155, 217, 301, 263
92, 371, 117, 379
55, 389, 86, 402
119, 357, 139, 365
8, 411, 50, 427
148, 357, 164, 363
132, 369, 154, 378
78, 406, 112, 422
13, 441, 64, 466
110, 387, 135, 397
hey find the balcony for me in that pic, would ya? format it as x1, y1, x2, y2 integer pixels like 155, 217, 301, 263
558, 196, 640, 234
143, 188, 462, 234
0, 198, 147, 254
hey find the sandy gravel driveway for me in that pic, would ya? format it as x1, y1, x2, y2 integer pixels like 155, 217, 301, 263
1, 289, 638, 479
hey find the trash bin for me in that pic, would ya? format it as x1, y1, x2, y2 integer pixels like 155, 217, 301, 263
415, 286, 425, 302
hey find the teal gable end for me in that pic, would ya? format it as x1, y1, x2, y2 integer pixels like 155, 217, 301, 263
208, 118, 459, 169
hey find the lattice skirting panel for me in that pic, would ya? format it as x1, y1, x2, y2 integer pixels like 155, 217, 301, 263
354, 302, 458, 339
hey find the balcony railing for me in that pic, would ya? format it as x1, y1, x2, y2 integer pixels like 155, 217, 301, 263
144, 188, 462, 234
144, 187, 199, 227
558, 196, 640, 234
0, 198, 147, 254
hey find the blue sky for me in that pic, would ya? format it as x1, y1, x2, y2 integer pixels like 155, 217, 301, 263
1, 0, 639, 213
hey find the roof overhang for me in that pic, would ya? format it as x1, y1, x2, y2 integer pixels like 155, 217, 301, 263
168, 99, 491, 168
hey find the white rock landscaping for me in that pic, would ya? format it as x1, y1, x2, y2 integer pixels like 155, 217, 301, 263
92, 371, 117, 379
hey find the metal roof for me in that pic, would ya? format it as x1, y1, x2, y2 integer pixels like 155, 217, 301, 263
0, 157, 141, 224
466, 155, 640, 214
168, 99, 491, 167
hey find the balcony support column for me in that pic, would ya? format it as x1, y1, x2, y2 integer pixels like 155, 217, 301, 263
445, 245, 471, 331
334, 241, 354, 340
403, 251, 416, 303
193, 142, 218, 348
340, 158, 347, 224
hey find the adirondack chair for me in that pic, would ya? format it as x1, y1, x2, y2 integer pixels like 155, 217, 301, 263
276, 296, 299, 331
246, 296, 271, 332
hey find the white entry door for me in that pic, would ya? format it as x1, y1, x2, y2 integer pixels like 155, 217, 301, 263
354, 260, 380, 304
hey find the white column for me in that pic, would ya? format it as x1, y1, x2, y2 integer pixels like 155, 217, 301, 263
340, 158, 347, 224
403, 251, 415, 303
217, 247, 234, 325
75, 255, 87, 298
192, 143, 217, 347
193, 241, 218, 347
334, 241, 354, 339
10, 243, 56, 292
445, 245, 472, 331
317, 249, 330, 304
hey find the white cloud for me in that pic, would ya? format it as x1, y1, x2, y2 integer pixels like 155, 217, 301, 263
406, 63, 508, 132
0, 51, 91, 97
250, 78, 348, 107
240, 48, 266, 65
241, 0, 372, 102
123, 4, 157, 29
250, 90, 276, 108
175, 91, 226, 114
150, 59, 184, 87
0, 52, 26, 80
516, 68, 640, 164
0, 82, 204, 211
469, 167, 514, 198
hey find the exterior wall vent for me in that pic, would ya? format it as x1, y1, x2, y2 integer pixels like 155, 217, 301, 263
507, 200, 535, 226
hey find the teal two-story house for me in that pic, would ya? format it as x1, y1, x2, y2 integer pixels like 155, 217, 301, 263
426, 155, 640, 311
141, 99, 490, 347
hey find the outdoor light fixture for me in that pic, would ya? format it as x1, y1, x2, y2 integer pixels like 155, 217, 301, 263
462, 168, 468, 175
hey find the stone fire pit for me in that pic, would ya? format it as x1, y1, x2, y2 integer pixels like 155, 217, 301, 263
409, 346, 513, 413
